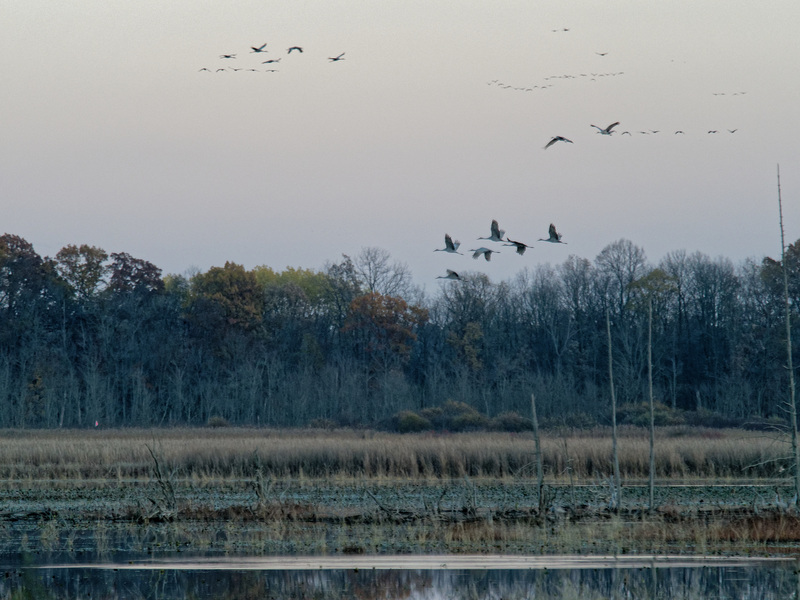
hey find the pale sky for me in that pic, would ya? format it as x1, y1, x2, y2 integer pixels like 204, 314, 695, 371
3, 1, 800, 288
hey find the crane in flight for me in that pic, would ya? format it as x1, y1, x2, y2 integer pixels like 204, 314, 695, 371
539, 223, 567, 244
544, 136, 573, 149
434, 234, 463, 254
591, 122, 619, 135
250, 43, 267, 53
436, 269, 461, 280
478, 220, 505, 243
503, 238, 533, 255
287, 46, 303, 54
329, 52, 346, 62
219, 54, 236, 59
470, 247, 500, 261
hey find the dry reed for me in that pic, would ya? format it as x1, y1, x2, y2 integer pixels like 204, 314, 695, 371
0, 426, 789, 482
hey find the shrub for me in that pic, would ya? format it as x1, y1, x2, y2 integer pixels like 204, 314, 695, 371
419, 406, 444, 428
541, 411, 598, 430
440, 400, 488, 431
618, 402, 685, 427
307, 418, 338, 430
450, 411, 489, 432
489, 411, 532, 432
392, 410, 433, 433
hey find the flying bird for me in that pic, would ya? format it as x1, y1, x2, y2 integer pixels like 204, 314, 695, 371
250, 43, 268, 53
436, 269, 461, 280
328, 52, 346, 62
708, 130, 718, 134
503, 238, 533, 255
262, 58, 281, 64
544, 136, 573, 149
434, 234, 463, 254
287, 46, 303, 54
478, 220, 505, 243
219, 54, 236, 59
469, 247, 499, 261
590, 122, 619, 135
595, 52, 608, 56
539, 223, 566, 244
198, 68, 210, 72
728, 129, 738, 133
674, 130, 685, 134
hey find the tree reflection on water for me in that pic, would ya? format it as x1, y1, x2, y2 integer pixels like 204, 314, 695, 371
2, 561, 798, 600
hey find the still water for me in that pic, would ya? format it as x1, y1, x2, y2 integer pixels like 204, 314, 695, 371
2, 555, 796, 599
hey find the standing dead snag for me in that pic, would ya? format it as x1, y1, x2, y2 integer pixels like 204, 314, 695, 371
607, 309, 622, 511
648, 297, 656, 513
531, 393, 545, 514
777, 164, 800, 507
145, 443, 177, 520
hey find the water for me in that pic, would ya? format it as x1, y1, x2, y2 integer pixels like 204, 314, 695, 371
2, 555, 796, 599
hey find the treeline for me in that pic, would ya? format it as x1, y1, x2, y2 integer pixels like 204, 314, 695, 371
0, 233, 798, 429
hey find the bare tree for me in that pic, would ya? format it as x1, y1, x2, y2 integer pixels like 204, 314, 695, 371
354, 247, 415, 298
607, 309, 622, 510
777, 165, 800, 506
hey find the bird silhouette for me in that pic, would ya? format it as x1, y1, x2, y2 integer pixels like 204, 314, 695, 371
544, 136, 573, 149
469, 247, 499, 261
250, 43, 267, 53
262, 58, 281, 64
591, 122, 619, 135
728, 129, 738, 133
198, 68, 210, 72
287, 46, 303, 54
328, 52, 346, 62
503, 238, 533, 255
436, 269, 461, 280
674, 130, 685, 134
478, 220, 505, 243
539, 223, 566, 244
435, 234, 463, 254
219, 54, 236, 59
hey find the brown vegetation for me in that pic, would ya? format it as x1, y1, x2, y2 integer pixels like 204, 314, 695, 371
0, 426, 789, 481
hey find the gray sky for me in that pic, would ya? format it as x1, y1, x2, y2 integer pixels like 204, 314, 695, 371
4, 0, 800, 288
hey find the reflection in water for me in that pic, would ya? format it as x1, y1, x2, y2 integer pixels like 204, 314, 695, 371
1, 561, 797, 599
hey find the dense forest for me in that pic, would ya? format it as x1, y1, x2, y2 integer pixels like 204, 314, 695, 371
1, 232, 798, 429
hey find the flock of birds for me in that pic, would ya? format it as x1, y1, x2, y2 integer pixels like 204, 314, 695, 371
487, 71, 625, 93
485, 35, 746, 149
198, 42, 346, 73
435, 220, 565, 281
543, 122, 741, 149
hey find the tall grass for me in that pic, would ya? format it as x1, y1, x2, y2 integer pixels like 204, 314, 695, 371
0, 426, 790, 481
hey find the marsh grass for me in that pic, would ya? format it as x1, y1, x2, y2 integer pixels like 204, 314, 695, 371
0, 426, 789, 482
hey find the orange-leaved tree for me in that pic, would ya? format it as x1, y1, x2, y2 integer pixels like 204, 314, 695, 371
342, 292, 428, 368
